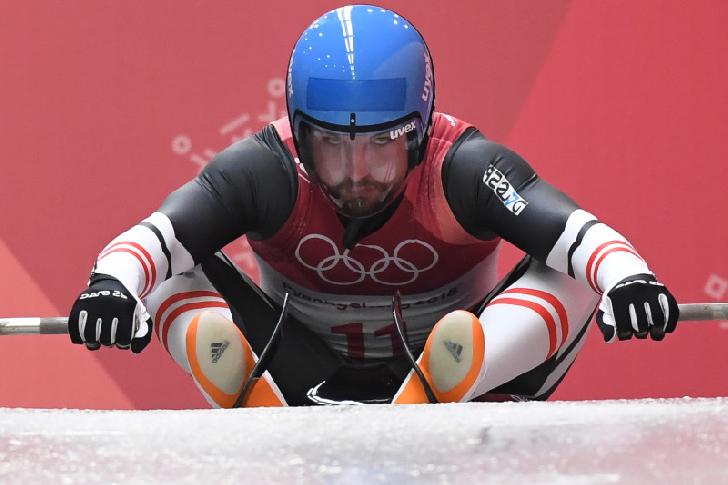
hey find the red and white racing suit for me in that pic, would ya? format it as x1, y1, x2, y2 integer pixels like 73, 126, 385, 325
93, 112, 651, 406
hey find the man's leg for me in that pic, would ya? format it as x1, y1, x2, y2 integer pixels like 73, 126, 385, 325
145, 266, 286, 408
394, 257, 599, 403
200, 253, 344, 406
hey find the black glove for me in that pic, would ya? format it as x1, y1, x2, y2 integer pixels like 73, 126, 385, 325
68, 273, 152, 353
596, 273, 679, 342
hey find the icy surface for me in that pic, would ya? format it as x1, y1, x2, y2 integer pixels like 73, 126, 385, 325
0, 398, 726, 484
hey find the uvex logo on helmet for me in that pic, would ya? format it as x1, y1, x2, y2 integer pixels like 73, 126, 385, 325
390, 121, 416, 140
422, 51, 433, 102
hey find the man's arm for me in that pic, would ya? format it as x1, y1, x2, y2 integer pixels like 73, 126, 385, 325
69, 125, 298, 351
443, 129, 678, 341
95, 126, 297, 297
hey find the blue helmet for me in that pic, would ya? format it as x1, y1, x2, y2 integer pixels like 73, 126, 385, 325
286, 5, 435, 218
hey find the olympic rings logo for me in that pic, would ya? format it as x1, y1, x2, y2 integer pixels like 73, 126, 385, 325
294, 234, 439, 286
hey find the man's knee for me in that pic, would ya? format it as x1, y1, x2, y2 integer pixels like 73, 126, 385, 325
393, 310, 485, 404
144, 269, 230, 369
186, 311, 286, 408
427, 310, 485, 399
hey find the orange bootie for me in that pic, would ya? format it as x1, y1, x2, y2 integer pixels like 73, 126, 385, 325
393, 310, 485, 404
186, 311, 286, 408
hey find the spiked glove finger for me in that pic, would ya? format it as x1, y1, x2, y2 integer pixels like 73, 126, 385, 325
596, 273, 679, 343
68, 273, 151, 353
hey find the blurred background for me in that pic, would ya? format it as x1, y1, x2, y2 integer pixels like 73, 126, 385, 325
1, 0, 726, 409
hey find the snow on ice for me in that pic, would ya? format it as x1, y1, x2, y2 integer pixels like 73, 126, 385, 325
0, 398, 726, 484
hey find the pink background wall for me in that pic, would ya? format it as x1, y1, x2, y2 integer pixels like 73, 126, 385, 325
1, 1, 726, 409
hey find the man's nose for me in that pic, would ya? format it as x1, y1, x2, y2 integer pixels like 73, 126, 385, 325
347, 143, 371, 181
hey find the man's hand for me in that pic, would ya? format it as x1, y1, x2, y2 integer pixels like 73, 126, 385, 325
596, 273, 679, 342
68, 273, 152, 353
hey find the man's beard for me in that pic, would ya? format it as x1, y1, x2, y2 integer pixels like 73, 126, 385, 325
328, 178, 394, 217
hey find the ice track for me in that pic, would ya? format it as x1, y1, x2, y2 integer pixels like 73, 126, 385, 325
0, 398, 726, 484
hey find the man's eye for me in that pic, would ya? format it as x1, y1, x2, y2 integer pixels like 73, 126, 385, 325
372, 136, 392, 145
323, 135, 342, 145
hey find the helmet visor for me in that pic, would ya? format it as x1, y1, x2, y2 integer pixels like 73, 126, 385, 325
297, 116, 423, 218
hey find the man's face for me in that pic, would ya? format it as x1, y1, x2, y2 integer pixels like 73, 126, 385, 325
309, 125, 410, 218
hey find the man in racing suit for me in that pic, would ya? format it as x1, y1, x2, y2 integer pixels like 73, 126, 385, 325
67, 5, 679, 407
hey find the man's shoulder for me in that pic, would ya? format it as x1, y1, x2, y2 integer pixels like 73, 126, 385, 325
193, 125, 298, 203
205, 123, 294, 172
429, 112, 513, 156
430, 112, 476, 142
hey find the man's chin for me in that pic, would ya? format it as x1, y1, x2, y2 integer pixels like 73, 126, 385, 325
341, 198, 383, 218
